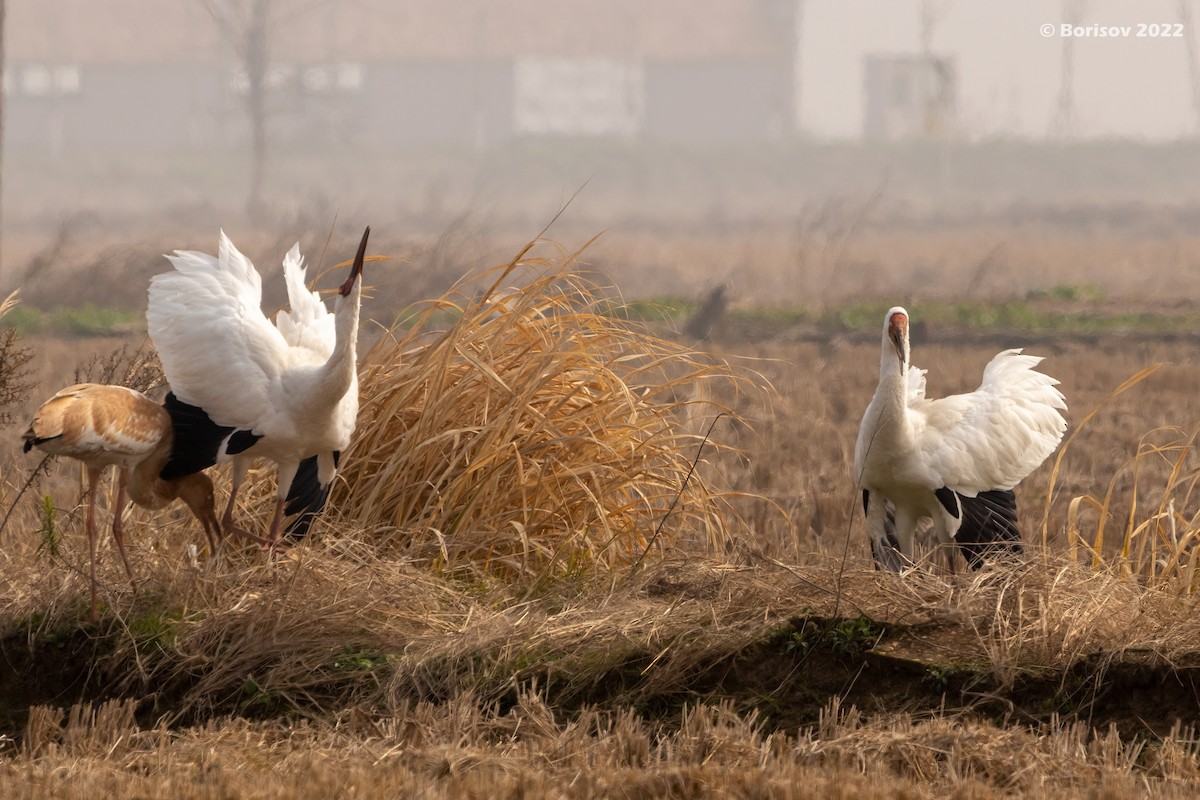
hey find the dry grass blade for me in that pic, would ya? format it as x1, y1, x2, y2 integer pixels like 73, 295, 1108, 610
300, 237, 751, 580
1065, 423, 1200, 586
1039, 363, 1163, 548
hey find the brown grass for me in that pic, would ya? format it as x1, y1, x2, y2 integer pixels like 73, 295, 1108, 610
300, 238, 750, 578
4, 692, 1197, 799
1, 553, 1199, 796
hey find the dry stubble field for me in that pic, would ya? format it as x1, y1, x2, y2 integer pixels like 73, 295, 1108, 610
0, 230, 1199, 798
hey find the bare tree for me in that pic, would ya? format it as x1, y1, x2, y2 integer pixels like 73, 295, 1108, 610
202, 0, 274, 218
1181, 1, 1200, 135
917, 0, 951, 138
1050, 0, 1087, 138
918, 0, 949, 56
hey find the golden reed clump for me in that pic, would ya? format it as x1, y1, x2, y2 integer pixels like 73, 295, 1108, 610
291, 240, 745, 578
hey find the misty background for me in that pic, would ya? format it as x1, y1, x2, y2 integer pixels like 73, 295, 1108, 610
4, 0, 1200, 314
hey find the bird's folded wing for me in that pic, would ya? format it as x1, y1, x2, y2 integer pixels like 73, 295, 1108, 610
914, 349, 1067, 494
31, 385, 164, 458
275, 243, 336, 358
147, 232, 288, 430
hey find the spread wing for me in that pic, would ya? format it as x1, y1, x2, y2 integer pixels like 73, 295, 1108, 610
147, 230, 288, 431
912, 349, 1067, 495
906, 365, 927, 404
274, 243, 335, 359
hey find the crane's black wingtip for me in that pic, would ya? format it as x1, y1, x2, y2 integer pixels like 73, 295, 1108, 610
955, 489, 1022, 570
160, 392, 234, 480
869, 497, 907, 572
283, 453, 339, 540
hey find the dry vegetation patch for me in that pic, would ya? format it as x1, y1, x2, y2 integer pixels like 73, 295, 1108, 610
5, 693, 1199, 799
300, 241, 749, 578
5, 236, 1200, 794
3, 557, 1200, 797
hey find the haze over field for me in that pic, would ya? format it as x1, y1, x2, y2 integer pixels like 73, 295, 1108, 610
3, 1, 1198, 309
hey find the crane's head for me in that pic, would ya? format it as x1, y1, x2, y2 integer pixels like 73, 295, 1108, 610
338, 226, 371, 297
174, 472, 224, 552
173, 472, 216, 515
885, 306, 909, 367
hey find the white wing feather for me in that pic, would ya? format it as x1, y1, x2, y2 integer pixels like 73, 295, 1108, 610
147, 230, 288, 430
912, 349, 1067, 495
274, 243, 336, 358
906, 365, 927, 404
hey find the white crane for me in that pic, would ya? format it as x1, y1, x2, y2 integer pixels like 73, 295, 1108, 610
22, 383, 223, 619
146, 227, 369, 547
854, 307, 1067, 571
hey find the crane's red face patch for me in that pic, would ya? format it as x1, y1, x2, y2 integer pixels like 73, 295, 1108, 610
887, 312, 908, 362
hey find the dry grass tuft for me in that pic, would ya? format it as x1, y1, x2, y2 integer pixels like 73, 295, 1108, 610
1035, 363, 1200, 587
318, 238, 749, 579
1061, 424, 1200, 587
0, 291, 35, 429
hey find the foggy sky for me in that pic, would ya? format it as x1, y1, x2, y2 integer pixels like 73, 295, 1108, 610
804, 0, 1198, 140
8, 1, 1199, 142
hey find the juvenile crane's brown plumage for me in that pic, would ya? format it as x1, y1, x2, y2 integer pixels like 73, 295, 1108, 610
22, 383, 222, 619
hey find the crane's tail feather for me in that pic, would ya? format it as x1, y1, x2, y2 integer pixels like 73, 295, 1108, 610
283, 452, 339, 540
870, 499, 910, 572
22, 434, 60, 453
954, 489, 1022, 569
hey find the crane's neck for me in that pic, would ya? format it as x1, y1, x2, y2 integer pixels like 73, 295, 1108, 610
310, 281, 361, 407
869, 334, 913, 440
128, 437, 175, 509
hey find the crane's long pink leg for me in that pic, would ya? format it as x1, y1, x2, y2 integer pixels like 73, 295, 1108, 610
220, 482, 241, 537
85, 467, 101, 621
264, 462, 299, 554
266, 496, 286, 549
220, 486, 271, 545
220, 458, 270, 546
220, 457, 246, 536
111, 470, 136, 590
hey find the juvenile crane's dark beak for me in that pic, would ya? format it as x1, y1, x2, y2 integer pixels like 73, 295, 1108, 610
339, 226, 370, 297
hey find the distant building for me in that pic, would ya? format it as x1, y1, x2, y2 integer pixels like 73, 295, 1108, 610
862, 54, 957, 140
5, 0, 805, 154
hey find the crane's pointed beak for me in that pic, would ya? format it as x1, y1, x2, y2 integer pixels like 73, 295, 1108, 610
888, 312, 908, 367
339, 226, 370, 297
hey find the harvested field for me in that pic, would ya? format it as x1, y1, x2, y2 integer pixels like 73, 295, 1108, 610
0, 229, 1199, 798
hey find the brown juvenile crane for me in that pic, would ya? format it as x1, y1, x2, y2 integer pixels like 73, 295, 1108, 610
22, 383, 222, 619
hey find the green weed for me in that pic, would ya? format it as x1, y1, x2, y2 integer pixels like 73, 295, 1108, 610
38, 496, 59, 558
